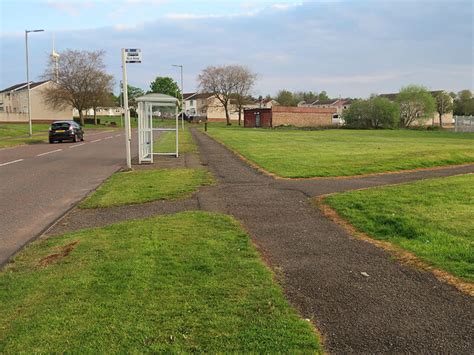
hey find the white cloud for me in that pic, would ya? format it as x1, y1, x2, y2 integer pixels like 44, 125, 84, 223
46, 1, 94, 16
271, 2, 303, 10
165, 10, 260, 20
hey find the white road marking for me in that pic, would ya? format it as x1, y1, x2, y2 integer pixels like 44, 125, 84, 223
104, 136, 113, 140
0, 159, 24, 167
91, 139, 102, 143
115, 134, 122, 137
37, 149, 62, 157
69, 143, 85, 149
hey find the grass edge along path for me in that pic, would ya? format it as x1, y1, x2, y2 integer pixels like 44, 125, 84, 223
321, 174, 474, 294
0, 211, 322, 353
203, 125, 474, 178
80, 168, 212, 208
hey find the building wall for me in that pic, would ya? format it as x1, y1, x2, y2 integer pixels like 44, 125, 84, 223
244, 108, 272, 128
271, 106, 336, 127
73, 107, 123, 117
0, 82, 73, 122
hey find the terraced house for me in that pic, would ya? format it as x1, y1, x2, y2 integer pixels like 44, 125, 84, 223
0, 80, 73, 123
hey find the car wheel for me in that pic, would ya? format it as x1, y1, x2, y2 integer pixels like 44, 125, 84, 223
73, 134, 77, 143
80, 135, 84, 141
49, 139, 54, 144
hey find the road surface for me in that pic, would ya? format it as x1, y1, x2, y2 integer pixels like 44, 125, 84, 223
0, 129, 136, 266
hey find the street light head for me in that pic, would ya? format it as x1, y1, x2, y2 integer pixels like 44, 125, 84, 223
172, 64, 182, 67
26, 29, 45, 33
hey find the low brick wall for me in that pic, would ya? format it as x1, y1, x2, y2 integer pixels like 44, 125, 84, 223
272, 106, 336, 127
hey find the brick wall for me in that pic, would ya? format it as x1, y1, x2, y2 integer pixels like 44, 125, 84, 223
272, 106, 336, 127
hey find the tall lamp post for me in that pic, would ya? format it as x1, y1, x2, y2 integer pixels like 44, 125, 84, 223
172, 64, 184, 130
25, 29, 44, 137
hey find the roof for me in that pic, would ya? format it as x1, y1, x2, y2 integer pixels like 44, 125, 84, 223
185, 92, 213, 100
0, 80, 49, 94
183, 92, 195, 99
136, 93, 179, 104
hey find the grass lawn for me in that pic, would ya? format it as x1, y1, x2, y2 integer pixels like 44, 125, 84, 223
0, 123, 50, 148
154, 125, 197, 154
204, 124, 474, 177
0, 122, 119, 148
80, 168, 212, 208
324, 174, 474, 282
0, 211, 321, 353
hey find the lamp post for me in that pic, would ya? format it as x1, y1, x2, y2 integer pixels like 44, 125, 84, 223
25, 29, 44, 137
172, 64, 184, 130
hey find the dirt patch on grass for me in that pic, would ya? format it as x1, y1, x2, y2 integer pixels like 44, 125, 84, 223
315, 196, 474, 297
38, 241, 79, 267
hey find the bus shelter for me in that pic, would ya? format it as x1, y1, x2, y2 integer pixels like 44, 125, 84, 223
136, 93, 179, 164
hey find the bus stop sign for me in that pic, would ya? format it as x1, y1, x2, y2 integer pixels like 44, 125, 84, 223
125, 48, 141, 63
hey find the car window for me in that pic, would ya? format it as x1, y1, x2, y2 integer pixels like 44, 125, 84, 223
51, 122, 70, 130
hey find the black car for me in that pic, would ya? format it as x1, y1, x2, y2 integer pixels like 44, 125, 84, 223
49, 121, 84, 143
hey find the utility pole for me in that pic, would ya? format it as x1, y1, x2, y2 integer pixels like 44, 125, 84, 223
25, 29, 44, 137
172, 64, 184, 130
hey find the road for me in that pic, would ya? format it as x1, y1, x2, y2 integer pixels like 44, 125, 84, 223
0, 129, 136, 266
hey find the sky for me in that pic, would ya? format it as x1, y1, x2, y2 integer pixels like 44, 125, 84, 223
0, 0, 473, 98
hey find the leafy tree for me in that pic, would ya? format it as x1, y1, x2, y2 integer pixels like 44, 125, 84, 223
318, 91, 329, 101
396, 85, 436, 127
435, 91, 453, 127
149, 77, 180, 98
89, 72, 115, 124
42, 49, 112, 125
275, 90, 296, 106
453, 90, 474, 115
119, 85, 145, 109
343, 97, 399, 129
199, 65, 257, 125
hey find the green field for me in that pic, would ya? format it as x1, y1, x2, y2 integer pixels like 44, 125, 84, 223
0, 211, 321, 353
154, 126, 197, 154
325, 174, 474, 281
204, 124, 474, 177
0, 122, 120, 148
80, 168, 212, 208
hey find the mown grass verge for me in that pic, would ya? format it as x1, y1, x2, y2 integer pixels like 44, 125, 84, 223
0, 211, 322, 353
324, 174, 474, 282
80, 168, 212, 208
204, 124, 474, 177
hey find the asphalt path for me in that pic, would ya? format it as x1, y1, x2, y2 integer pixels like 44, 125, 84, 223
0, 129, 136, 266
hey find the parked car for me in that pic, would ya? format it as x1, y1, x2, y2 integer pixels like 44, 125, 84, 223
49, 120, 84, 143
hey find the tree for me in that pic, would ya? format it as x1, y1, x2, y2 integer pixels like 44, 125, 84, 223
396, 85, 436, 127
454, 90, 474, 116
42, 49, 112, 125
119, 85, 145, 109
232, 68, 257, 125
318, 91, 329, 101
198, 65, 256, 125
343, 97, 399, 129
149, 77, 180, 98
275, 90, 296, 106
88, 72, 115, 124
435, 91, 453, 127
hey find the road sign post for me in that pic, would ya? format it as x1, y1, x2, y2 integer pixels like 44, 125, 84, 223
121, 48, 141, 170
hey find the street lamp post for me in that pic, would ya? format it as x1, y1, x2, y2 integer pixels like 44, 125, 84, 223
25, 29, 44, 137
172, 64, 184, 130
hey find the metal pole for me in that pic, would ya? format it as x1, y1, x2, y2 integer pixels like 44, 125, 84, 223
180, 65, 184, 130
121, 49, 131, 169
25, 31, 32, 137
176, 104, 179, 157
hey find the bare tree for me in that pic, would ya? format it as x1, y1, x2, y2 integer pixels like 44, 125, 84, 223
435, 91, 453, 127
198, 65, 257, 125
89, 72, 115, 124
42, 49, 112, 125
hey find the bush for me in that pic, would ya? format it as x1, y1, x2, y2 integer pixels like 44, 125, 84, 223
343, 97, 399, 129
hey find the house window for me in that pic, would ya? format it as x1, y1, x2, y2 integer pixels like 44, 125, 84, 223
189, 100, 194, 106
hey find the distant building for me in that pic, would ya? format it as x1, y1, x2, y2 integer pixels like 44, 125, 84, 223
73, 107, 123, 117
184, 92, 240, 121
0, 80, 73, 122
244, 106, 337, 128
298, 98, 352, 125
379, 90, 453, 126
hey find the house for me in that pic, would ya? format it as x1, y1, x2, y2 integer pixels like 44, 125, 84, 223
0, 80, 73, 123
244, 106, 337, 128
298, 98, 352, 125
73, 107, 124, 117
246, 98, 279, 109
378, 90, 453, 126
184, 92, 240, 121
